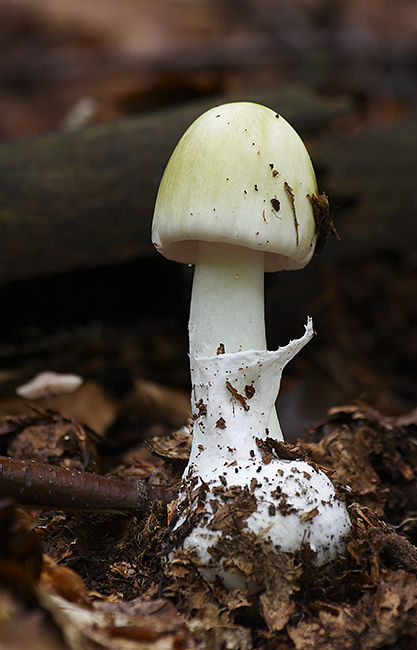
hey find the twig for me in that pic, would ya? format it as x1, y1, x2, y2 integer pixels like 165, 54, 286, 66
225, 380, 250, 411
0, 456, 176, 515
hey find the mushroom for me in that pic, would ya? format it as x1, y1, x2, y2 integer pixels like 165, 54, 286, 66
152, 102, 351, 588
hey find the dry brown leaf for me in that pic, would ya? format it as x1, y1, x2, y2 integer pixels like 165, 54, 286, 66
7, 380, 119, 438
303, 405, 417, 517
288, 602, 369, 650
38, 587, 196, 650
50, 381, 119, 437
131, 378, 190, 427
0, 587, 65, 650
288, 570, 417, 650
4, 410, 99, 471
145, 427, 192, 466
41, 556, 91, 609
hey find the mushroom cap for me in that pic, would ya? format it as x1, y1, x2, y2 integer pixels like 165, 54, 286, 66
152, 102, 318, 272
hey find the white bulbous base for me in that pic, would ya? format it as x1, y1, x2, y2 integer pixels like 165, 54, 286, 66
173, 456, 351, 588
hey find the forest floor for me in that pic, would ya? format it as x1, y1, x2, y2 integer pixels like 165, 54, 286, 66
1, 1, 417, 648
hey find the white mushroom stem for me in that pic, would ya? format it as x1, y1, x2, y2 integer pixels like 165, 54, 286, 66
176, 316, 353, 574
189, 242, 266, 358
188, 317, 314, 479
189, 240, 283, 439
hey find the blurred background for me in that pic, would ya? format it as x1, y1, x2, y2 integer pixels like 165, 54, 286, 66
0, 0, 416, 137
0, 0, 417, 139
0, 0, 416, 447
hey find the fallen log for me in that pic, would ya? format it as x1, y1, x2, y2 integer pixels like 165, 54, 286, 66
311, 117, 417, 260
0, 85, 351, 284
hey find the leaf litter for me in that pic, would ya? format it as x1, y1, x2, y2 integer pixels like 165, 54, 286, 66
1, 403, 417, 647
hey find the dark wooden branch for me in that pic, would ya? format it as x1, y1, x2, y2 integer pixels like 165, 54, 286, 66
0, 86, 352, 284
0, 456, 176, 514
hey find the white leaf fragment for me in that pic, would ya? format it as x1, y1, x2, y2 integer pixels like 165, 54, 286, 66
16, 371, 84, 399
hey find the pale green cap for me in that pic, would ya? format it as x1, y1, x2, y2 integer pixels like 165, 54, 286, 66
152, 102, 318, 272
